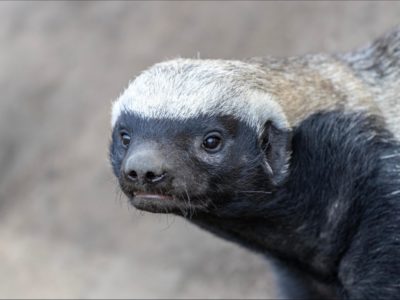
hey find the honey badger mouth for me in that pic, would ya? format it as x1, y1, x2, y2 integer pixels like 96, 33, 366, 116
134, 191, 174, 201
127, 190, 211, 216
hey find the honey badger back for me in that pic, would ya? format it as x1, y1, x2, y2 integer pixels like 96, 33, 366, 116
339, 27, 400, 136
109, 27, 400, 299
245, 26, 400, 138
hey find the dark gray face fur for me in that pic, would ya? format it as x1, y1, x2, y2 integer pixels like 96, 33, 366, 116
110, 112, 289, 216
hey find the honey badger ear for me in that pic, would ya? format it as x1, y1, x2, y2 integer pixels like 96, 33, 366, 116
259, 121, 292, 185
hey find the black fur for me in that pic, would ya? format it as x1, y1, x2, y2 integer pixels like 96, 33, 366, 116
110, 111, 400, 299
110, 112, 283, 215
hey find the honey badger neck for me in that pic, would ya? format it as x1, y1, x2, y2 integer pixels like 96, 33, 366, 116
190, 110, 397, 282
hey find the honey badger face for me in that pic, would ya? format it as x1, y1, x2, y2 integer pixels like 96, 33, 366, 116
110, 59, 291, 216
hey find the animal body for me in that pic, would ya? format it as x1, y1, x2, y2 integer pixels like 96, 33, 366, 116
109, 28, 400, 299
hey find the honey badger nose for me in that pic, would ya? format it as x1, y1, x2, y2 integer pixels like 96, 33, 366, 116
123, 148, 167, 184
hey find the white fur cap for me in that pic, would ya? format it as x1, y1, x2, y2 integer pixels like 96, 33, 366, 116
111, 58, 289, 134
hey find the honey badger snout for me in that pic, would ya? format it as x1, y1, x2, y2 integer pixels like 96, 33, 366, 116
123, 146, 168, 185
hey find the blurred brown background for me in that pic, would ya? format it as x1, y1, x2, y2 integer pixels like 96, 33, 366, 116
0, 1, 399, 298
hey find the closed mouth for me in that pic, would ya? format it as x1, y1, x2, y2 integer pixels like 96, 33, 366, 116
128, 191, 208, 215
129, 191, 181, 214
134, 192, 174, 201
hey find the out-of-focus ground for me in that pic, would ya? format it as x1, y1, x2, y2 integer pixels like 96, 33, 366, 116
0, 2, 399, 298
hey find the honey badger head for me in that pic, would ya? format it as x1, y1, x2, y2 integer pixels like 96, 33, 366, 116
110, 58, 291, 216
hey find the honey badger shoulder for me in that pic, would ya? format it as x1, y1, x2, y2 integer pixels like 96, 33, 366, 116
192, 110, 400, 299
278, 111, 400, 299
109, 27, 400, 299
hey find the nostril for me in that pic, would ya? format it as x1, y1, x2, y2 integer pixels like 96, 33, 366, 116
127, 170, 138, 181
145, 171, 166, 183
146, 171, 156, 181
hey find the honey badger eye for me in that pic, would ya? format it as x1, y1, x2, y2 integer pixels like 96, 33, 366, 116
202, 132, 222, 152
120, 131, 131, 147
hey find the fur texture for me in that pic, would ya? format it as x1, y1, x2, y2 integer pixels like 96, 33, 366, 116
109, 27, 400, 299
112, 27, 400, 140
110, 109, 400, 299
187, 111, 400, 299
111, 59, 289, 135
339, 28, 400, 137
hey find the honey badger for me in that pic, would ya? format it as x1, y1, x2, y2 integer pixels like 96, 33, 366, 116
109, 28, 400, 299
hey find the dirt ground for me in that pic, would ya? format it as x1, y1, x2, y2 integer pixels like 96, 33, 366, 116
0, 2, 399, 299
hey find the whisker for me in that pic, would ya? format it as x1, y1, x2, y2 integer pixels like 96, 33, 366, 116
184, 186, 195, 219
237, 190, 272, 195
174, 195, 188, 217
161, 214, 176, 231
381, 153, 400, 159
